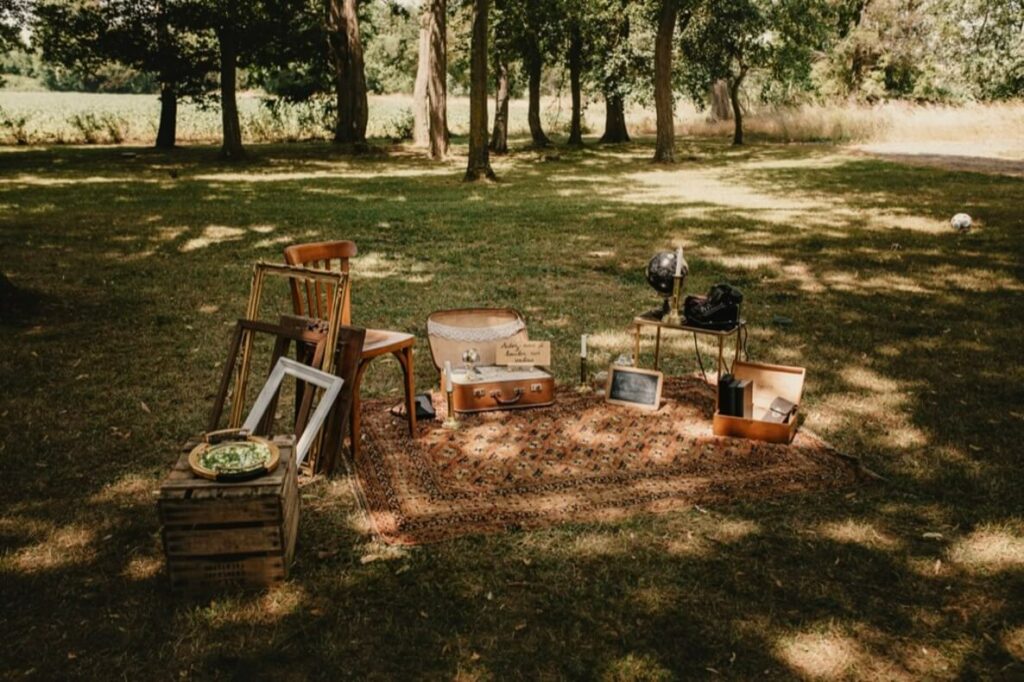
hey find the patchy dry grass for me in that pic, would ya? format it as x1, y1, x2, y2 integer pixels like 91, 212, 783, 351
0, 135, 1022, 679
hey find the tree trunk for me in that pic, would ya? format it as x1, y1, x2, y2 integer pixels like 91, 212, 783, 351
426, 0, 448, 159
709, 80, 732, 120
489, 60, 510, 154
413, 0, 447, 156
730, 71, 745, 145
526, 50, 550, 147
218, 30, 245, 159
155, 85, 177, 149
567, 23, 584, 147
600, 92, 629, 143
412, 13, 431, 146
328, 0, 369, 147
652, 0, 678, 163
464, 0, 495, 181
599, 10, 630, 144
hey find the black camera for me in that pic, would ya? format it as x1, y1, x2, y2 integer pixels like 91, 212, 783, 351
684, 284, 743, 330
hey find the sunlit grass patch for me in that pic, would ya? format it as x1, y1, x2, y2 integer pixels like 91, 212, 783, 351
948, 524, 1024, 574
0, 138, 1021, 678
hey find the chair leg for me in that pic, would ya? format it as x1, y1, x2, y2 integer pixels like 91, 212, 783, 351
350, 359, 370, 458
396, 345, 417, 438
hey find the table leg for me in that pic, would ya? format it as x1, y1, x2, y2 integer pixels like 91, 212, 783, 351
634, 324, 641, 367
734, 325, 743, 369
717, 336, 724, 383
654, 327, 662, 371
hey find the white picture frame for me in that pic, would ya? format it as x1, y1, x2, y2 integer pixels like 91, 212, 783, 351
242, 357, 344, 467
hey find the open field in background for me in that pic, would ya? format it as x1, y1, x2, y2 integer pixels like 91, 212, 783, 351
2, 89, 1023, 161
1, 136, 1022, 678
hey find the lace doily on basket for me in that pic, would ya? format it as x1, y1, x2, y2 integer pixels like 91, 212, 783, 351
427, 317, 525, 343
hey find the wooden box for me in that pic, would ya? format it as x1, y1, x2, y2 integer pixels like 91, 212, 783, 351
712, 361, 805, 444
157, 436, 298, 595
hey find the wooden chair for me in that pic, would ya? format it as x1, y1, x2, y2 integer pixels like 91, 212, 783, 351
283, 241, 416, 457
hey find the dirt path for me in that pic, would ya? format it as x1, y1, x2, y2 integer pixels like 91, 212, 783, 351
853, 143, 1024, 178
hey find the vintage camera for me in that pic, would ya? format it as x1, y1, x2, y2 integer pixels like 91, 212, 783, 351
684, 284, 743, 330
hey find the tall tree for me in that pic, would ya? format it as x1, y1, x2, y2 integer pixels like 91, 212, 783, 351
947, 0, 1024, 99
215, 21, 244, 157
652, 0, 679, 162
411, 0, 448, 158
33, 0, 215, 148
489, 60, 512, 153
680, 0, 829, 145
707, 80, 732, 120
178, 0, 310, 158
0, 0, 28, 305
498, 0, 562, 147
465, 0, 495, 180
327, 0, 369, 147
565, 0, 586, 146
0, 1, 28, 79
489, 0, 517, 154
593, 0, 632, 143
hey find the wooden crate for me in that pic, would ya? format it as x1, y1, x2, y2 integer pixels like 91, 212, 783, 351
712, 361, 806, 444
157, 436, 298, 595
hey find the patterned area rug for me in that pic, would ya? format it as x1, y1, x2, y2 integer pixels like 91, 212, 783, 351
355, 377, 857, 545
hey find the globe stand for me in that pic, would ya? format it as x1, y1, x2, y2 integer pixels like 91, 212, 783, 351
665, 275, 684, 326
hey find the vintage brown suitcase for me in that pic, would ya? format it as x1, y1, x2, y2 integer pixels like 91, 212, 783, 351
426, 308, 555, 413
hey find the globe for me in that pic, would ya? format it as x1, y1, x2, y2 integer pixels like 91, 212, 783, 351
646, 251, 687, 297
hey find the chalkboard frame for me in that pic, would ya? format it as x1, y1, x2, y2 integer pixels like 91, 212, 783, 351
605, 365, 664, 411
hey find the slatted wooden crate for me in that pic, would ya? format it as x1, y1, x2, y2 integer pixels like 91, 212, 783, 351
157, 436, 299, 595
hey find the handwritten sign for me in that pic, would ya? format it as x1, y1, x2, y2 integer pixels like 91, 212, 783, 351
606, 366, 663, 411
496, 340, 551, 367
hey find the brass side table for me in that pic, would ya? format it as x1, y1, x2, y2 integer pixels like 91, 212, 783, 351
632, 313, 747, 382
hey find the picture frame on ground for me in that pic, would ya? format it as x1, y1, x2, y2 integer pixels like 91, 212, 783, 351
605, 365, 664, 411
242, 357, 344, 466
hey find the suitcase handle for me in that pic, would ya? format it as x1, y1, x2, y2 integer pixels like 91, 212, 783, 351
491, 388, 524, 405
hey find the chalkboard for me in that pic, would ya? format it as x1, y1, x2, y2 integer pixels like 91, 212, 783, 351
606, 366, 664, 411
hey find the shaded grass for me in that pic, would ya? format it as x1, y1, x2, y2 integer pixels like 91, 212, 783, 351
0, 135, 1022, 679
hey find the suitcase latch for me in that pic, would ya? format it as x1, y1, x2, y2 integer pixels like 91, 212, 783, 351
473, 388, 487, 398
531, 383, 543, 392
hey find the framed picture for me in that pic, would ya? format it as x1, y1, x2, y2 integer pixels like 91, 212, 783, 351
241, 357, 344, 467
605, 365, 664, 411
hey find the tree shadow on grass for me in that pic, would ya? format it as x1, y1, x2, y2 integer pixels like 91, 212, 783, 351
1, 140, 1022, 678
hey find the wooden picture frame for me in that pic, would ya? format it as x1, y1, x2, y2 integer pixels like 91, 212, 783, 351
605, 365, 664, 411
230, 262, 348, 427
241, 357, 344, 467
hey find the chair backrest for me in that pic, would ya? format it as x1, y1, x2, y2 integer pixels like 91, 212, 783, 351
283, 240, 357, 324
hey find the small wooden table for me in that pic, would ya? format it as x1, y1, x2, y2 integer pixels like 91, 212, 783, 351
632, 313, 746, 382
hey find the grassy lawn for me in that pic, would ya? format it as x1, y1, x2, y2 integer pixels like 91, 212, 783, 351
1, 135, 1022, 679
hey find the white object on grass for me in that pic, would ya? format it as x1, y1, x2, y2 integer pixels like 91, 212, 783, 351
951, 213, 972, 231
242, 357, 344, 467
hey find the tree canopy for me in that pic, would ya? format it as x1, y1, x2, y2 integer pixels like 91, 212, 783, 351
5, 0, 1021, 158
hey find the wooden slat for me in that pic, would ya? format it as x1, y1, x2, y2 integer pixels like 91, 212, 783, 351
158, 496, 282, 526
164, 524, 285, 557
168, 555, 287, 594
